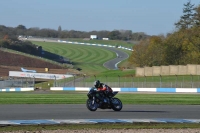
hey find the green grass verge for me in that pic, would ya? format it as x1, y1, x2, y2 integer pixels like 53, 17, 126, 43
93, 69, 135, 77
0, 92, 199, 104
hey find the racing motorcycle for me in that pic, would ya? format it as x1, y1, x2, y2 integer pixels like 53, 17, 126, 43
86, 87, 123, 111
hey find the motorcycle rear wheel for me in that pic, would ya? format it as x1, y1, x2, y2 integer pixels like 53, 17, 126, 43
111, 98, 123, 111
86, 99, 97, 111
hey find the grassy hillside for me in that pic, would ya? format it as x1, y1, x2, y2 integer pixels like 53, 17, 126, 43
32, 41, 122, 75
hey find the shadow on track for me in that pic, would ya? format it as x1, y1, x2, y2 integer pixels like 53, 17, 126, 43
100, 110, 168, 113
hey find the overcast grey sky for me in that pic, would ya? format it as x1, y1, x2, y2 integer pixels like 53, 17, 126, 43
1, 0, 200, 35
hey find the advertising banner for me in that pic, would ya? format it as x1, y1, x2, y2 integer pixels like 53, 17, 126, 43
9, 71, 73, 80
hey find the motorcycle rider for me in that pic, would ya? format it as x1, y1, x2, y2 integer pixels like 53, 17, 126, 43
93, 80, 113, 104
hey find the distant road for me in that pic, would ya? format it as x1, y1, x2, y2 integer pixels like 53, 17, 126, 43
103, 47, 129, 69
27, 38, 129, 70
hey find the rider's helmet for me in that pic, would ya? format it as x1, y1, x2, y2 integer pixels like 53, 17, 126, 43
94, 80, 100, 88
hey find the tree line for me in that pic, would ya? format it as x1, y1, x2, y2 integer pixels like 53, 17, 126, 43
0, 35, 39, 55
0, 25, 149, 41
129, 1, 200, 67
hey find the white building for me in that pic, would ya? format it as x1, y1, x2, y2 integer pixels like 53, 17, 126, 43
102, 38, 109, 40
90, 35, 97, 39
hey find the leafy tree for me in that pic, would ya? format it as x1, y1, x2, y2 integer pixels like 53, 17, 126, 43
58, 25, 62, 32
175, 0, 195, 29
39, 28, 58, 38
0, 40, 10, 48
0, 25, 15, 39
145, 36, 165, 66
26, 27, 40, 36
58, 25, 62, 38
129, 39, 149, 67
119, 30, 132, 41
15, 25, 27, 35
164, 31, 185, 65
185, 27, 200, 63
108, 30, 121, 40
129, 36, 165, 67
131, 32, 149, 41
193, 5, 200, 27
16, 25, 26, 30
164, 28, 200, 65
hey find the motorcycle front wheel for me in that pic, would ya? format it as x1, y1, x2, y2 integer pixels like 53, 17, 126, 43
86, 99, 97, 111
111, 98, 123, 111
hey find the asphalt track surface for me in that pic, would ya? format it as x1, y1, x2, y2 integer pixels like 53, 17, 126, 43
103, 47, 129, 69
0, 104, 200, 120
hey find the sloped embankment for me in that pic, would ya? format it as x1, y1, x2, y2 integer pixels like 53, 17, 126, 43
0, 49, 79, 78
